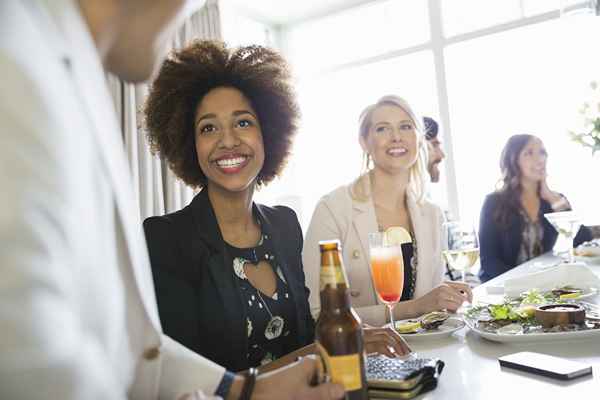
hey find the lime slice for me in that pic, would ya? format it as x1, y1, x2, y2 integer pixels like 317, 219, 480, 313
384, 226, 412, 246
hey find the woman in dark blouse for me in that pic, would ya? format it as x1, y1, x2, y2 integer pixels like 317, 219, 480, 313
142, 40, 410, 372
479, 134, 591, 282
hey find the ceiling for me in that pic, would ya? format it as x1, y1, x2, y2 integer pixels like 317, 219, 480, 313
227, 0, 378, 26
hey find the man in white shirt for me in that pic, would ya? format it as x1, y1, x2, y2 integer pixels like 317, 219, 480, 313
0, 1, 343, 399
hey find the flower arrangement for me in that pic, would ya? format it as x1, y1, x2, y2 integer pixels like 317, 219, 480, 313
569, 81, 600, 155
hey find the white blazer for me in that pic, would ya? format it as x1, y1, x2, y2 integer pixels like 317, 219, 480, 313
0, 1, 222, 399
303, 174, 444, 326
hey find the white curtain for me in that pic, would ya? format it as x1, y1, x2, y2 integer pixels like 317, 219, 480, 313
108, 0, 222, 220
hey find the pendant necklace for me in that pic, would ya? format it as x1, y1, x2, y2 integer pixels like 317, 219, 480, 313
255, 289, 284, 340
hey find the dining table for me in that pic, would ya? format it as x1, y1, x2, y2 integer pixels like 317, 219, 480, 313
377, 252, 600, 399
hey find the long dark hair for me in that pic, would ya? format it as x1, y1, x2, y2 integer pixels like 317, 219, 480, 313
493, 134, 539, 227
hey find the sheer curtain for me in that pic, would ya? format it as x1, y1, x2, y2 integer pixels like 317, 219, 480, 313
107, 0, 222, 220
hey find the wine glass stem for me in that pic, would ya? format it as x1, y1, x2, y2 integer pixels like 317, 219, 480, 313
569, 247, 575, 264
461, 270, 466, 282
387, 304, 395, 330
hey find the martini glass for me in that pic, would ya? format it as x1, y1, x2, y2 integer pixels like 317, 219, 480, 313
544, 211, 581, 263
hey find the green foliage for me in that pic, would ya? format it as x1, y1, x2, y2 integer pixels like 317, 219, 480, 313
569, 81, 600, 155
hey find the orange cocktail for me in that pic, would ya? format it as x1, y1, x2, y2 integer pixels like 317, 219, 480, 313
370, 247, 404, 304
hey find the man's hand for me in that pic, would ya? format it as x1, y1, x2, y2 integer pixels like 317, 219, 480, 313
252, 356, 345, 400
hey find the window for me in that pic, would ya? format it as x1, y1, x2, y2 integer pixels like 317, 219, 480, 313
442, 0, 568, 37
445, 17, 600, 225
248, 0, 600, 231
258, 51, 438, 229
284, 0, 430, 76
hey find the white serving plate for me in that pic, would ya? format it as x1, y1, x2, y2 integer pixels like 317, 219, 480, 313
576, 255, 600, 265
389, 317, 465, 341
508, 287, 600, 301
464, 302, 600, 343
465, 319, 600, 343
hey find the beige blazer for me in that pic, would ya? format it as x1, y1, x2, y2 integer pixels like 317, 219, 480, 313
303, 174, 444, 325
0, 1, 221, 399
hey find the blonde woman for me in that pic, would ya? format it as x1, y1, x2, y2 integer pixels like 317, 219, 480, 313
303, 95, 472, 326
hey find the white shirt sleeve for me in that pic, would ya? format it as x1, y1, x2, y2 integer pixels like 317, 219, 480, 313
0, 53, 125, 399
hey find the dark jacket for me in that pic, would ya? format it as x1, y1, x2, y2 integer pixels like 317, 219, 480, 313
143, 189, 315, 372
479, 192, 591, 282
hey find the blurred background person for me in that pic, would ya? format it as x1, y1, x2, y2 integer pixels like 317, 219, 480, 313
423, 116, 446, 183
303, 95, 472, 327
0, 1, 343, 399
479, 134, 592, 282
143, 41, 410, 373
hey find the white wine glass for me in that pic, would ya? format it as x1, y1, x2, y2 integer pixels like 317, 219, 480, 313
443, 222, 480, 282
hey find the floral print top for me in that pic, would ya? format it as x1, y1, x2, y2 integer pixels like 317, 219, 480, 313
226, 233, 298, 367
400, 238, 417, 301
516, 209, 544, 265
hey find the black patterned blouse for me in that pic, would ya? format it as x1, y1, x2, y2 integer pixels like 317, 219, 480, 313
226, 233, 298, 367
400, 238, 417, 301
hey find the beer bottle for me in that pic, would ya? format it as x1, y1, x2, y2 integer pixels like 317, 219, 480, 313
315, 240, 368, 400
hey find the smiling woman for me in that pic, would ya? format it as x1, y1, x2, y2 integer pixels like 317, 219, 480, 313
303, 95, 472, 328
142, 41, 309, 371
478, 134, 592, 283
141, 40, 410, 372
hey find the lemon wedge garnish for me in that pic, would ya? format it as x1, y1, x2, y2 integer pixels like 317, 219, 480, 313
559, 292, 581, 300
384, 226, 412, 246
395, 320, 421, 334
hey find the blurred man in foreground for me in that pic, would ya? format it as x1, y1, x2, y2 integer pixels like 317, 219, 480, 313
0, 1, 342, 399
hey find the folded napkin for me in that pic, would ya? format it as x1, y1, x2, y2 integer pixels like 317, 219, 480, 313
503, 263, 600, 298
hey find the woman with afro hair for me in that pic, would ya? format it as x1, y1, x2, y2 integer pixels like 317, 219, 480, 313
143, 40, 409, 373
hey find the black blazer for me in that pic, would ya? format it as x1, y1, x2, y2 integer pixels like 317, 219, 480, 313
479, 192, 591, 282
143, 189, 315, 372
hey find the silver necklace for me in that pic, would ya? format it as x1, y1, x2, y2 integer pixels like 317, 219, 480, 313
255, 289, 285, 340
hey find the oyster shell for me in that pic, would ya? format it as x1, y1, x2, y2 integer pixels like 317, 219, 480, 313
420, 311, 449, 330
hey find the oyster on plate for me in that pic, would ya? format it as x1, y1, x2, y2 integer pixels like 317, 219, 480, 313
420, 311, 450, 330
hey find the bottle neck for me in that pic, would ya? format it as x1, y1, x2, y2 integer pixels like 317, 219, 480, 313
320, 283, 352, 312
319, 248, 353, 312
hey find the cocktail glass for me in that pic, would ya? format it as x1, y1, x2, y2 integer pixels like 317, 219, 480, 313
544, 211, 581, 263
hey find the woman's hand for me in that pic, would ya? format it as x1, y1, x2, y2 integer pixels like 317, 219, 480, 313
540, 177, 570, 211
415, 281, 472, 314
540, 176, 562, 204
363, 325, 412, 358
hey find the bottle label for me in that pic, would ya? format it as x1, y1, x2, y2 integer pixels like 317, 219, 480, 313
319, 265, 346, 291
316, 342, 363, 391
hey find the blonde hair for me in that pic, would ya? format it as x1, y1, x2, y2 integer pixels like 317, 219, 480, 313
353, 95, 429, 204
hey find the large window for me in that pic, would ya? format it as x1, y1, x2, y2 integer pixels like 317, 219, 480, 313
249, 0, 599, 231
284, 0, 430, 76
446, 17, 600, 224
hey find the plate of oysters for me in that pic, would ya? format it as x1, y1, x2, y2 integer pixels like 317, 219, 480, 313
575, 239, 600, 264
388, 311, 465, 341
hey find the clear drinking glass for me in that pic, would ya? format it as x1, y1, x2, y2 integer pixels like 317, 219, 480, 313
544, 211, 582, 263
368, 232, 404, 330
443, 221, 480, 282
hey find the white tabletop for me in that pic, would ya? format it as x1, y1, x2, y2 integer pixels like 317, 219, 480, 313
388, 253, 600, 400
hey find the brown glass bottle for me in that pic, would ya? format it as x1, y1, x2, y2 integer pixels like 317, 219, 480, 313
315, 240, 368, 400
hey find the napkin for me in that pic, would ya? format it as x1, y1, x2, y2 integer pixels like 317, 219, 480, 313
503, 263, 600, 298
